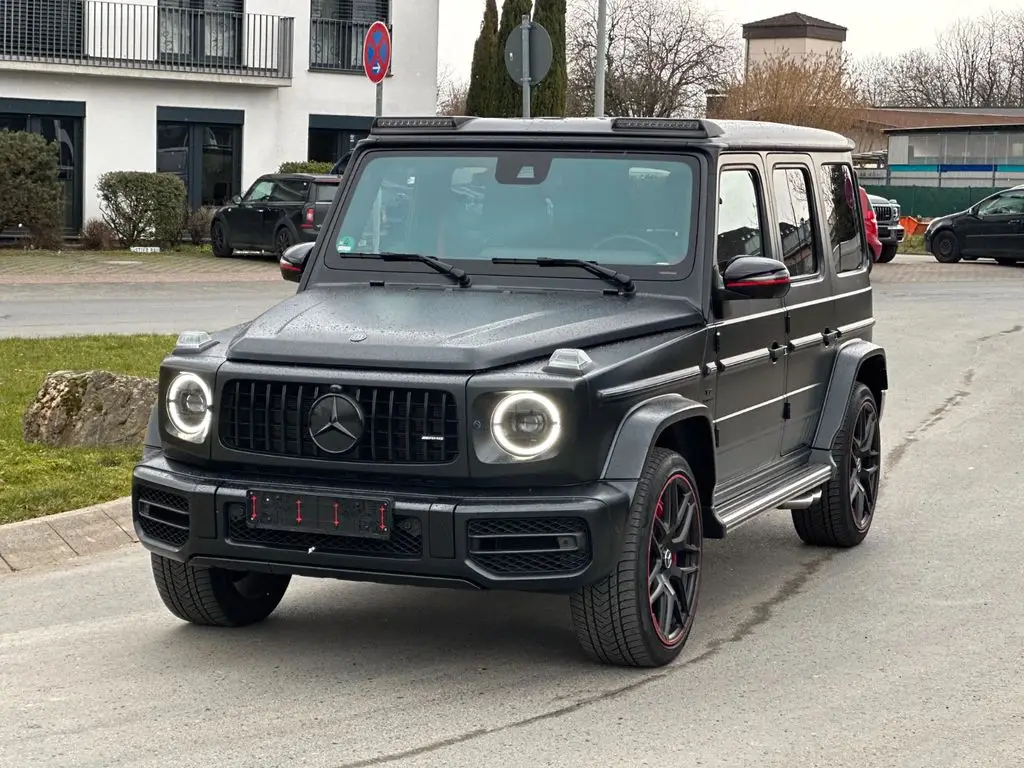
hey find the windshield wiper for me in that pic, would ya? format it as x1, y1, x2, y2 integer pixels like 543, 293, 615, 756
492, 257, 635, 295
344, 252, 472, 288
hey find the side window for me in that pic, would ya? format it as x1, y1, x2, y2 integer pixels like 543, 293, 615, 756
716, 168, 765, 270
244, 178, 275, 202
978, 192, 1024, 216
819, 163, 865, 273
771, 167, 818, 278
271, 179, 310, 202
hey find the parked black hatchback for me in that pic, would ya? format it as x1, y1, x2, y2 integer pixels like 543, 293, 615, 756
134, 116, 888, 668
210, 172, 341, 259
925, 183, 1024, 265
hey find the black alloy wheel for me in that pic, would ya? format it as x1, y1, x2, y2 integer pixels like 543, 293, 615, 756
848, 395, 881, 532
648, 473, 702, 647
275, 227, 294, 258
570, 448, 703, 667
792, 382, 881, 548
211, 220, 233, 258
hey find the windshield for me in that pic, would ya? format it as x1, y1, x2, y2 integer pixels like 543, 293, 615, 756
326, 150, 699, 272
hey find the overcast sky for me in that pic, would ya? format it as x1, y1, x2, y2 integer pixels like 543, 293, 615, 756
438, 0, 1022, 81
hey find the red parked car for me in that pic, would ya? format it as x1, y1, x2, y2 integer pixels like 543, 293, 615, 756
859, 186, 882, 262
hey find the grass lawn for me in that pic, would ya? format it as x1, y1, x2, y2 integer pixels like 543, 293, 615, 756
899, 234, 926, 254
0, 334, 177, 524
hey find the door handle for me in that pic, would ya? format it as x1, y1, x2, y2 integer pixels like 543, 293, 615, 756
822, 328, 841, 345
768, 341, 784, 363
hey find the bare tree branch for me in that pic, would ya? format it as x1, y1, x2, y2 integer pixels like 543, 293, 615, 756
437, 64, 470, 116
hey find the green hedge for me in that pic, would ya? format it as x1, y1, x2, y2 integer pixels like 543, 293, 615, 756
0, 129, 63, 244
96, 171, 187, 247
864, 184, 1004, 218
278, 161, 334, 174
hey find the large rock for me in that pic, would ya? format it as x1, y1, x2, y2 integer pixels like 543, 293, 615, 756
23, 370, 158, 448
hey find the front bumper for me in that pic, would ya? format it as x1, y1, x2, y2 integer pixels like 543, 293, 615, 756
131, 453, 632, 593
877, 223, 905, 245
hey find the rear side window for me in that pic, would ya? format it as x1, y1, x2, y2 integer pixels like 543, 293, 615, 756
271, 179, 309, 202
314, 182, 339, 202
716, 168, 765, 270
771, 167, 818, 278
819, 163, 866, 273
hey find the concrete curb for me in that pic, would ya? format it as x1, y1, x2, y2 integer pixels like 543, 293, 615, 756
0, 496, 136, 575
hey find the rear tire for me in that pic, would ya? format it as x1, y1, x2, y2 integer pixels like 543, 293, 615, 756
275, 226, 294, 258
151, 554, 291, 627
931, 231, 960, 263
792, 383, 880, 548
570, 448, 703, 668
877, 244, 898, 263
211, 220, 233, 258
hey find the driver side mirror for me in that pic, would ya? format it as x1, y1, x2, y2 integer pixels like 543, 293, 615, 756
280, 241, 314, 283
231, 194, 242, 205
721, 255, 791, 300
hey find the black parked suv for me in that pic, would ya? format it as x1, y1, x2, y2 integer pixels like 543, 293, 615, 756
210, 172, 341, 259
134, 116, 888, 668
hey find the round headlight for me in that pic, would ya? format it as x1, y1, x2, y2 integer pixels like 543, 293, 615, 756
166, 372, 212, 441
490, 391, 562, 459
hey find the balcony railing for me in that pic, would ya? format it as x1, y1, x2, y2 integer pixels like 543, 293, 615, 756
310, 17, 388, 73
0, 0, 294, 79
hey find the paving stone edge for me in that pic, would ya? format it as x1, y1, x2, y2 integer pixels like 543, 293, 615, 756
0, 496, 136, 575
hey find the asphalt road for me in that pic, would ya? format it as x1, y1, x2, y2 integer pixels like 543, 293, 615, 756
3, 269, 1024, 767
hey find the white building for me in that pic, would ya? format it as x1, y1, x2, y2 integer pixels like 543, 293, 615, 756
0, 0, 440, 233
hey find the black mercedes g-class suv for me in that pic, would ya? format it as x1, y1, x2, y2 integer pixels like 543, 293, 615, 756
133, 116, 888, 669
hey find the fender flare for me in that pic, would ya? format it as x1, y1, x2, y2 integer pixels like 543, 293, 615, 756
143, 404, 160, 450
601, 393, 715, 483
811, 339, 888, 456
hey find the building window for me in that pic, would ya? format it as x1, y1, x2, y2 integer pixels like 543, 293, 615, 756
819, 163, 865, 274
156, 107, 243, 209
716, 169, 765, 270
310, 0, 390, 72
0, 100, 84, 233
158, 0, 244, 67
943, 134, 966, 165
307, 114, 373, 163
907, 134, 941, 165
771, 167, 818, 278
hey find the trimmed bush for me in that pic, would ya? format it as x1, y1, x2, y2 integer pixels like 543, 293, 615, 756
278, 161, 334, 174
0, 129, 63, 242
80, 218, 117, 250
186, 206, 216, 245
96, 171, 187, 248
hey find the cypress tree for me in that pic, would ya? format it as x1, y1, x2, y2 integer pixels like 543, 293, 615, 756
494, 0, 534, 117
530, 0, 567, 117
465, 0, 500, 116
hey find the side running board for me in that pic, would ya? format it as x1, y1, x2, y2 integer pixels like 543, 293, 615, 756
714, 464, 833, 534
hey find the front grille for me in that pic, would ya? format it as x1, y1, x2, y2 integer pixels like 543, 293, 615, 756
467, 517, 591, 576
136, 487, 190, 548
227, 512, 423, 558
219, 379, 459, 464
873, 204, 895, 223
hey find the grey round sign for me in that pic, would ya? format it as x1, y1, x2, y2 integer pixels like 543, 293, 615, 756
503, 21, 553, 86
308, 393, 365, 454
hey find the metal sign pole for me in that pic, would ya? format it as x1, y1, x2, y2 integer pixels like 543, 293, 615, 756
594, 0, 608, 117
376, 82, 383, 118
520, 15, 532, 119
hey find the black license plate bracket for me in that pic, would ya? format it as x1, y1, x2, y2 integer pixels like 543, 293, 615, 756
244, 489, 393, 540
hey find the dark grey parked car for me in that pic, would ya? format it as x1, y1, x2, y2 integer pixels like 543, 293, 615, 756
133, 116, 889, 668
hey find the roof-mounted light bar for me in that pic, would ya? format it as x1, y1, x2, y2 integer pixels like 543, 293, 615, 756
371, 116, 470, 133
611, 117, 724, 139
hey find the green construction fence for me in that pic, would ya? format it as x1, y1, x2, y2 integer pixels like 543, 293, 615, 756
862, 185, 1005, 219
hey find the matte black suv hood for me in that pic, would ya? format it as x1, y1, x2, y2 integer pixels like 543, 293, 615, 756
225, 285, 702, 372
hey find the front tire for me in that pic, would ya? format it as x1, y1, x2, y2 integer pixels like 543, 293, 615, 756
211, 220, 233, 258
792, 383, 881, 548
931, 231, 960, 263
877, 244, 898, 263
570, 448, 703, 668
151, 554, 291, 627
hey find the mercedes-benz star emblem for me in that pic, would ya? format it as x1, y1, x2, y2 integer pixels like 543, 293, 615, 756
308, 393, 365, 454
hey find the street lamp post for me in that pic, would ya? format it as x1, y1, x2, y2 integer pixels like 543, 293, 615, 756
594, 0, 608, 117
